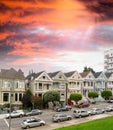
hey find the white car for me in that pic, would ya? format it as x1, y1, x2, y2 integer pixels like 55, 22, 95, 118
21, 117, 45, 129
52, 114, 72, 122
88, 108, 105, 115
106, 105, 113, 112
6, 110, 25, 118
73, 109, 89, 118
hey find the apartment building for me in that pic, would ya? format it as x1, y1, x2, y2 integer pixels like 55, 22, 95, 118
0, 68, 25, 105
104, 49, 113, 72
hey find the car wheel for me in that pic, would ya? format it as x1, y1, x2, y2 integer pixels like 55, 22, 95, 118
20, 114, 23, 118
79, 115, 81, 118
68, 117, 71, 120
40, 123, 44, 126
57, 119, 61, 122
26, 126, 30, 129
89, 113, 91, 116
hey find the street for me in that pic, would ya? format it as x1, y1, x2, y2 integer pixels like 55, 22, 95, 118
0, 102, 111, 130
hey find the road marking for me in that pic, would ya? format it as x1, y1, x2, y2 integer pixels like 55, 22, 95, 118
4, 119, 9, 127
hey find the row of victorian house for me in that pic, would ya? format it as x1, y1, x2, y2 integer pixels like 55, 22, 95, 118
0, 68, 113, 106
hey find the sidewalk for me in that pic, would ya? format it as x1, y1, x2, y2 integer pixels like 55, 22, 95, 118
0, 113, 6, 119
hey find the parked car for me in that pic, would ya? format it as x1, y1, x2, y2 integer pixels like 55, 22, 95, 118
77, 102, 90, 108
73, 109, 90, 118
25, 109, 42, 116
52, 114, 72, 122
108, 98, 113, 103
55, 105, 72, 112
106, 105, 113, 112
21, 117, 45, 129
6, 110, 25, 118
88, 108, 105, 115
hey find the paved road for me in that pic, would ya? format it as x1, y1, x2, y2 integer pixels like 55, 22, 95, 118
0, 102, 112, 130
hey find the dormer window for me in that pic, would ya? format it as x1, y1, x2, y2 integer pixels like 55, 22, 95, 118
59, 75, 62, 79
43, 76, 45, 79
89, 75, 91, 78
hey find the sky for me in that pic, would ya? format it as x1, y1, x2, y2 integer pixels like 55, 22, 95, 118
0, 0, 113, 76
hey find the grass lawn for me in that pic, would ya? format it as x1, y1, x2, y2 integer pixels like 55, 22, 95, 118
54, 116, 113, 130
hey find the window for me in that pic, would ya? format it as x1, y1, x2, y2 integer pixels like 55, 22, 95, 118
39, 83, 42, 89
43, 76, 45, 79
19, 93, 22, 101
77, 82, 79, 86
15, 93, 18, 101
47, 84, 49, 90
59, 75, 62, 79
38, 93, 42, 97
16, 82, 19, 88
4, 81, 10, 88
3, 93, 9, 101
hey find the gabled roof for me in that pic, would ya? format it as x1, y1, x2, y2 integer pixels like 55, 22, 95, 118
26, 71, 44, 80
48, 71, 60, 78
94, 71, 102, 78
79, 71, 90, 78
105, 72, 112, 78
0, 68, 25, 80
64, 71, 75, 77
26, 73, 36, 80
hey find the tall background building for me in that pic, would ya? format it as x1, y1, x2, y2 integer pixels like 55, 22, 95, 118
104, 49, 113, 72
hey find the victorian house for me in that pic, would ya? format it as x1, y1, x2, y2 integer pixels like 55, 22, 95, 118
105, 72, 113, 93
80, 71, 95, 97
48, 71, 68, 104
64, 71, 83, 97
26, 71, 53, 98
94, 71, 107, 95
0, 68, 25, 105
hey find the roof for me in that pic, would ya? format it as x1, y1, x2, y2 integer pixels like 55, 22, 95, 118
79, 71, 90, 78
48, 71, 60, 78
26, 71, 45, 80
105, 72, 112, 78
93, 71, 102, 78
64, 71, 76, 77
0, 68, 25, 80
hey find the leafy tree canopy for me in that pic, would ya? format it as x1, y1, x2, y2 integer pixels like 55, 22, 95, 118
69, 93, 82, 102
88, 91, 98, 99
43, 90, 60, 103
101, 90, 112, 100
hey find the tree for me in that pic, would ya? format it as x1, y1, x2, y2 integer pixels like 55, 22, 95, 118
43, 90, 60, 104
88, 91, 98, 99
21, 89, 33, 108
101, 90, 112, 100
31, 95, 43, 109
83, 66, 95, 73
69, 93, 82, 104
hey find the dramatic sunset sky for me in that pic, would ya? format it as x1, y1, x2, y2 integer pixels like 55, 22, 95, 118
0, 0, 113, 75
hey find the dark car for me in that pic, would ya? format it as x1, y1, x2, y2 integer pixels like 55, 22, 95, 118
25, 109, 42, 116
77, 102, 90, 108
55, 105, 72, 112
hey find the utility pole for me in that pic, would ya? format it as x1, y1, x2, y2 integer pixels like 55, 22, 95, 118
65, 83, 68, 105
9, 92, 11, 130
